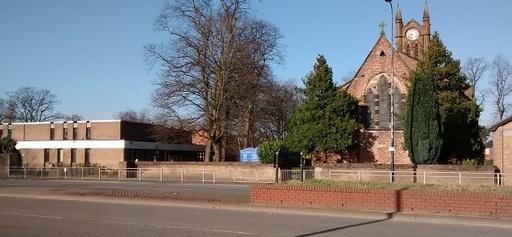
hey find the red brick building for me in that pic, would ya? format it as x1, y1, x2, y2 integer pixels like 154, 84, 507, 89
0, 120, 204, 168
342, 5, 431, 164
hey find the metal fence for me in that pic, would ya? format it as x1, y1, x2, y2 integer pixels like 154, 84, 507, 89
279, 169, 509, 186
1, 167, 275, 184
1, 167, 508, 186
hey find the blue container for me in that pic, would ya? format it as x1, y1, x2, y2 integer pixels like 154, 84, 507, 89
239, 148, 259, 163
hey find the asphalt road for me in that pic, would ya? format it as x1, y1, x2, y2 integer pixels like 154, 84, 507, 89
0, 196, 511, 237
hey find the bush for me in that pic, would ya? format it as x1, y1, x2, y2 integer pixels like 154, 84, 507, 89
258, 139, 284, 164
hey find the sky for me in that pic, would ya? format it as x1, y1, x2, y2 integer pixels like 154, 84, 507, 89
0, 0, 511, 126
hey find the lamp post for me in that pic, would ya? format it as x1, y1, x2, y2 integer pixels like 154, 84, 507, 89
385, 0, 395, 182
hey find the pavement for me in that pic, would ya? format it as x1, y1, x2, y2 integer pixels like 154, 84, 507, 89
1, 179, 512, 236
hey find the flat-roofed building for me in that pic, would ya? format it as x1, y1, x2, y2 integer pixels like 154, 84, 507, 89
0, 120, 204, 168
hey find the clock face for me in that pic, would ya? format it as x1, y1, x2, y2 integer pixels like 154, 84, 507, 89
406, 28, 419, 40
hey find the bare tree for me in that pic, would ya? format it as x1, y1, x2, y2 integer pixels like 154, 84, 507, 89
463, 57, 488, 103
117, 109, 152, 123
0, 98, 6, 122
65, 114, 84, 121
256, 79, 301, 141
6, 87, 63, 122
489, 55, 512, 120
148, 0, 280, 162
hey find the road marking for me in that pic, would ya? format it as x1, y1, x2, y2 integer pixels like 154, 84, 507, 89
106, 220, 254, 235
0, 211, 62, 220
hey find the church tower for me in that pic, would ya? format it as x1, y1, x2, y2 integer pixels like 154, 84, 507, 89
395, 3, 431, 59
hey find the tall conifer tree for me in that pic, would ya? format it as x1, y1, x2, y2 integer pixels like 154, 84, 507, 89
286, 55, 358, 155
417, 33, 484, 162
404, 70, 443, 164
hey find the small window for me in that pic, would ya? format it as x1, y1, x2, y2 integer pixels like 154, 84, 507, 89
86, 122, 91, 140
73, 127, 78, 140
57, 149, 64, 164
44, 149, 50, 163
63, 123, 68, 140
85, 149, 91, 166
71, 149, 77, 164
50, 123, 55, 140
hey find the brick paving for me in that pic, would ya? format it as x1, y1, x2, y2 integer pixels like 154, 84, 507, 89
74, 190, 249, 204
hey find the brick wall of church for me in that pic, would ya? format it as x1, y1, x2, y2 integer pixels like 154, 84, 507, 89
367, 130, 410, 164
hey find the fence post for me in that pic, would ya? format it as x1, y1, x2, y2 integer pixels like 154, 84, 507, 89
181, 169, 184, 183
458, 172, 462, 185
357, 170, 361, 182
202, 169, 205, 183
40, 167, 43, 180
423, 172, 426, 184
389, 171, 393, 183
81, 167, 84, 180
213, 169, 216, 184
98, 167, 101, 181
64, 168, 67, 180
118, 169, 121, 182
24, 167, 27, 179
328, 170, 332, 180
160, 168, 163, 182
138, 169, 142, 182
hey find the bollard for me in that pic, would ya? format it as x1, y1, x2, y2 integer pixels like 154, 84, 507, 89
458, 173, 462, 185
423, 172, 426, 184
357, 170, 362, 182
181, 169, 184, 183
160, 168, 163, 182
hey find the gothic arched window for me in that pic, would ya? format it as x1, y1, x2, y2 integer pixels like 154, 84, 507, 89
365, 75, 405, 129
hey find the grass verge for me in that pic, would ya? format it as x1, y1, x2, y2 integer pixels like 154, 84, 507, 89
284, 179, 512, 194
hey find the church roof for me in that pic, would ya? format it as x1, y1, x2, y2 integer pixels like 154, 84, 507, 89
342, 34, 417, 90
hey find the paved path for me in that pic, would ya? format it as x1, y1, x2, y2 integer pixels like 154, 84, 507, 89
0, 195, 511, 237
0, 179, 250, 203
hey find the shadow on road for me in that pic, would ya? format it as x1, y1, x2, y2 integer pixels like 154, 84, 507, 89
295, 188, 407, 237
294, 213, 393, 237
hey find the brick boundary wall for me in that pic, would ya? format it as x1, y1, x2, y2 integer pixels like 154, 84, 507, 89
251, 185, 512, 218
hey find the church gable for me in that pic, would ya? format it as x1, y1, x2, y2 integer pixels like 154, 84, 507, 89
344, 35, 414, 102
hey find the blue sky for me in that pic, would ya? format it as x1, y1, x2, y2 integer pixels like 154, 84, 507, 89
1, 0, 511, 125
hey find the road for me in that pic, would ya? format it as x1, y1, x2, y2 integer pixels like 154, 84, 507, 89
0, 195, 511, 237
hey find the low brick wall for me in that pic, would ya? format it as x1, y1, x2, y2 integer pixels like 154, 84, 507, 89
251, 185, 512, 218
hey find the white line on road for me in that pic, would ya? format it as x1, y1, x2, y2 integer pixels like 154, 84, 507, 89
0, 211, 62, 220
106, 220, 254, 235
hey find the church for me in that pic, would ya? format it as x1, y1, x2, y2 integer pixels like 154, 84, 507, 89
342, 4, 431, 165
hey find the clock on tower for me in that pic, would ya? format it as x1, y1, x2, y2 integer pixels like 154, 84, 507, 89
394, 3, 431, 59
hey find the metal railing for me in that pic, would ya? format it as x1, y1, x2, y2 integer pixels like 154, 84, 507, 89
279, 169, 508, 186
0, 167, 275, 184
1, 167, 507, 186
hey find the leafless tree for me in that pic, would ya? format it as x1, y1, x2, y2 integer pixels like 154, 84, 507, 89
117, 109, 153, 123
6, 87, 63, 122
147, 0, 281, 162
255, 79, 301, 141
0, 98, 6, 122
489, 55, 512, 120
463, 57, 488, 103
65, 114, 84, 121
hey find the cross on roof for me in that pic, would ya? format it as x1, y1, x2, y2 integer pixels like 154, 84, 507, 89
378, 21, 387, 35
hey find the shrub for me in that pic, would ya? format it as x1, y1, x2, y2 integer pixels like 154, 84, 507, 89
258, 139, 284, 164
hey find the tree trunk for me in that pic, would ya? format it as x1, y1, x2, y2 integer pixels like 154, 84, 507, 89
221, 136, 227, 162
214, 141, 221, 162
204, 138, 212, 163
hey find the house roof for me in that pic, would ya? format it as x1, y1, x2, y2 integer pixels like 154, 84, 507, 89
489, 116, 512, 132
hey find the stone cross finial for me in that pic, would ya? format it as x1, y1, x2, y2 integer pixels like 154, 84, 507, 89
378, 21, 387, 35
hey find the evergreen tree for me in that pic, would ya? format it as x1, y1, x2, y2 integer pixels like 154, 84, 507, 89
416, 33, 484, 162
286, 55, 359, 155
404, 70, 443, 164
